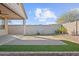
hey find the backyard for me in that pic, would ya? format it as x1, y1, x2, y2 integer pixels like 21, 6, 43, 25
0, 35, 79, 51
0, 40, 79, 51
0, 3, 79, 52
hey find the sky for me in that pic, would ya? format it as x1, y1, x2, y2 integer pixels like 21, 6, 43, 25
1, 3, 79, 25
23, 3, 79, 25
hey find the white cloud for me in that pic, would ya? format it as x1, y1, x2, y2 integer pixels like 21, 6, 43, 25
35, 8, 42, 18
35, 8, 57, 22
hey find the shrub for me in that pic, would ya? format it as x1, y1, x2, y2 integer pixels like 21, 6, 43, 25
37, 32, 40, 35
55, 25, 67, 34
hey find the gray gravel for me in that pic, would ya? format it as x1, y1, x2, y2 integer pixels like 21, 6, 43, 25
0, 35, 66, 45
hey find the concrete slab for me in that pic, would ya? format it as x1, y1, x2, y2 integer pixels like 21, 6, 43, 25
0, 35, 16, 45
0, 35, 66, 45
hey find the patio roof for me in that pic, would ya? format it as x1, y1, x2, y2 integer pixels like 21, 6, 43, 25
0, 3, 27, 20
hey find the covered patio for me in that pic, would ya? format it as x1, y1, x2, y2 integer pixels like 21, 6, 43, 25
0, 3, 27, 36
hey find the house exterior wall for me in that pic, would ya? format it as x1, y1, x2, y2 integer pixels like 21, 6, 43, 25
63, 21, 79, 35
8, 25, 61, 35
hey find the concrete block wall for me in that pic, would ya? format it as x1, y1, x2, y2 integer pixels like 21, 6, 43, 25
24, 25, 61, 35
63, 21, 79, 35
8, 25, 24, 35
77, 21, 79, 35
8, 24, 61, 35
1, 21, 79, 36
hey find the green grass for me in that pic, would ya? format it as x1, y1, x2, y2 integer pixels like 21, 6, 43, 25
0, 40, 79, 51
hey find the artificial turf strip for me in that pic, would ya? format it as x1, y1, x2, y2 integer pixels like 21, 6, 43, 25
0, 40, 79, 51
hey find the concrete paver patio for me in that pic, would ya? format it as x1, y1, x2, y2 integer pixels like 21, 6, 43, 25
0, 35, 65, 45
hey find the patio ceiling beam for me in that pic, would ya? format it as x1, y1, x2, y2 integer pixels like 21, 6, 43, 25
18, 4, 28, 19
1, 3, 25, 20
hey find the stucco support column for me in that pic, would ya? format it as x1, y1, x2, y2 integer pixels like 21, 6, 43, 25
23, 19, 26, 35
4, 17, 8, 34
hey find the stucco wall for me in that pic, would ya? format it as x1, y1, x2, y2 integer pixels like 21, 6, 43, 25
63, 21, 79, 35
8, 25, 61, 35
0, 25, 4, 29
0, 30, 7, 36
0, 25, 7, 36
